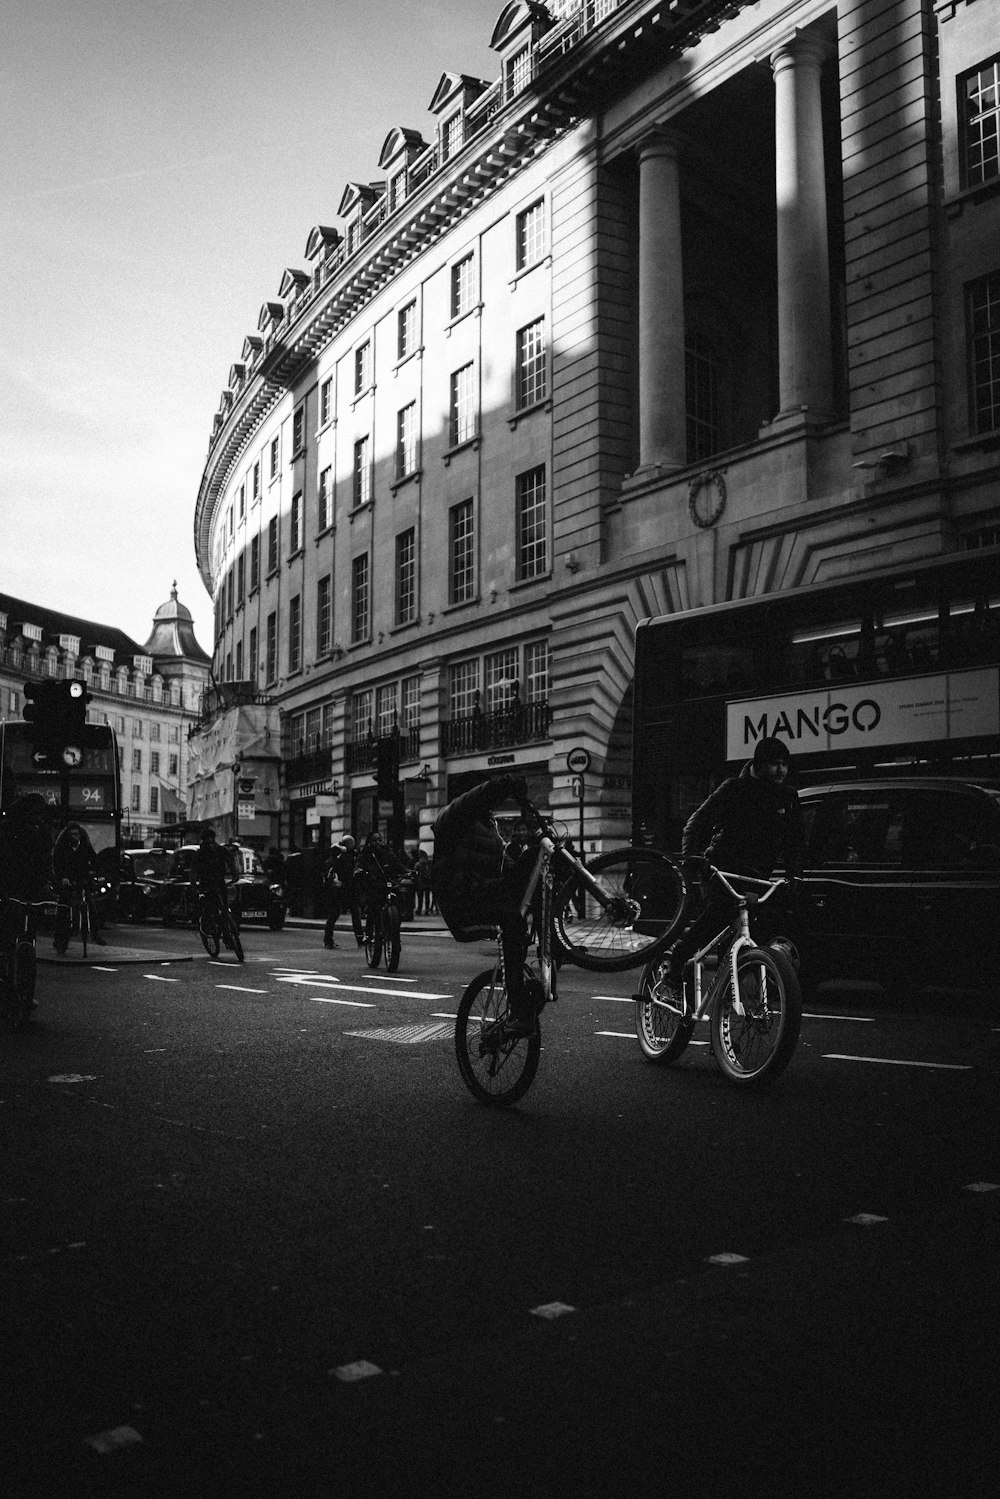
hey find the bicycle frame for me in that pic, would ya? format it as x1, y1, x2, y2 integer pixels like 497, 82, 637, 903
675, 871, 788, 1022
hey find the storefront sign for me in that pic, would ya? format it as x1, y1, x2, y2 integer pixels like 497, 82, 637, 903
726, 666, 999, 759
487, 754, 516, 766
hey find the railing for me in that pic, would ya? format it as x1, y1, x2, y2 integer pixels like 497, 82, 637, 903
285, 745, 333, 785
345, 726, 421, 775
193, 681, 271, 729
440, 699, 550, 756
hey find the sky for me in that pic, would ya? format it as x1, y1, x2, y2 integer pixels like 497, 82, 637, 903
1, 0, 502, 653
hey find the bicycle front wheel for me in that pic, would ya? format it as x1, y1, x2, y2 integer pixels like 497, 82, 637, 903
634, 956, 694, 1064
710, 947, 802, 1086
199, 916, 221, 958
364, 911, 383, 968
455, 967, 541, 1108
11, 941, 36, 1029
226, 913, 244, 963
554, 848, 685, 973
382, 903, 401, 972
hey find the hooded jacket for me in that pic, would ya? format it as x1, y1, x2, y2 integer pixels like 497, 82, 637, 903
431, 775, 529, 917
680, 761, 804, 879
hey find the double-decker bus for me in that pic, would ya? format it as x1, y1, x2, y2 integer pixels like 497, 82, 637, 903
632, 550, 1000, 850
0, 719, 122, 866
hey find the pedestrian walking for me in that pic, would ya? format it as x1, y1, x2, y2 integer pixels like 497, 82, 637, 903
412, 849, 432, 915
323, 835, 363, 948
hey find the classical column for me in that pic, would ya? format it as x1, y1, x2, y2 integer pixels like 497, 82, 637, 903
636, 130, 686, 473
770, 32, 834, 423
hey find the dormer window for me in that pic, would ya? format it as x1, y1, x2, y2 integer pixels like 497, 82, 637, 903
134, 654, 153, 675
20, 622, 43, 643
59, 634, 81, 656
507, 46, 532, 98
442, 112, 464, 163
96, 645, 115, 664
389, 170, 407, 211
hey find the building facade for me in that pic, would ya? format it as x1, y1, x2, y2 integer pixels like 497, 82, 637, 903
194, 0, 1000, 856
0, 585, 211, 845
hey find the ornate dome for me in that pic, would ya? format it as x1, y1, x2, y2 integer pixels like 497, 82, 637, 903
143, 582, 210, 664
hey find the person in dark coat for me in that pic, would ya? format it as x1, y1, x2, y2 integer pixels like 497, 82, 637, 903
191, 828, 231, 917
323, 835, 363, 948
52, 821, 106, 951
660, 736, 804, 992
0, 793, 53, 958
432, 775, 536, 1033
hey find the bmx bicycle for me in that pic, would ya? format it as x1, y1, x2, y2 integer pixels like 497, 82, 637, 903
198, 890, 244, 963
454, 806, 685, 1106
363, 873, 411, 973
1, 897, 50, 1031
633, 863, 802, 1086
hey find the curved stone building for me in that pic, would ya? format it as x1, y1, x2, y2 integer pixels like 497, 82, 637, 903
194, 0, 1000, 855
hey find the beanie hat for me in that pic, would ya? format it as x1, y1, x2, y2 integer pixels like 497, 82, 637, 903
753, 736, 791, 767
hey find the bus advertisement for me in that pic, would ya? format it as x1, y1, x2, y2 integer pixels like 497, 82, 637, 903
631, 550, 1000, 850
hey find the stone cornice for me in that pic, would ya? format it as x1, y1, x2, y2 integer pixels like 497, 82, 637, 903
194, 0, 753, 588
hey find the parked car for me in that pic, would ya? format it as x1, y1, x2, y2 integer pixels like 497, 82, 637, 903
223, 843, 287, 930
160, 844, 241, 925
795, 777, 1000, 998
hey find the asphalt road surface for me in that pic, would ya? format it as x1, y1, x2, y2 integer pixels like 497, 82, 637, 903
3, 919, 998, 1497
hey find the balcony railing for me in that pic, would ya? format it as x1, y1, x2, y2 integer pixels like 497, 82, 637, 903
440, 699, 550, 756
345, 726, 421, 776
194, 680, 270, 729
285, 744, 333, 785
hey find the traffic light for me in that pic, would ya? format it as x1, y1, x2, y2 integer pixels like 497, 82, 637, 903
22, 680, 61, 764
22, 679, 91, 767
375, 735, 400, 801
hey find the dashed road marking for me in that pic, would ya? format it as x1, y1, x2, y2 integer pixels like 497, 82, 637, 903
310, 997, 377, 1009
216, 985, 268, 994
530, 1302, 576, 1319
804, 1013, 875, 1022
823, 1054, 972, 1070
345, 1022, 452, 1044
331, 1361, 382, 1382
144, 974, 180, 983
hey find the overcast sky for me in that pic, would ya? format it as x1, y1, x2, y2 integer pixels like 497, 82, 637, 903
1, 0, 500, 651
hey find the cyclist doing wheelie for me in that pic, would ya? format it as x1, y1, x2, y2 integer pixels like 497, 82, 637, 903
53, 822, 106, 952
658, 736, 804, 1009
433, 775, 538, 1037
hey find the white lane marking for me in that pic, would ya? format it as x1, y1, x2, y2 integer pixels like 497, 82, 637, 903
845, 1213, 888, 1225
310, 997, 377, 1008
145, 974, 180, 983
965, 1182, 1000, 1193
431, 1013, 459, 1020
707, 1253, 749, 1266
85, 1425, 143, 1455
91, 966, 118, 972
595, 995, 633, 1003
530, 1302, 576, 1320
216, 985, 268, 994
823, 1054, 972, 1070
332, 1361, 382, 1382
275, 974, 450, 1001
595, 1030, 707, 1045
804, 1013, 874, 1022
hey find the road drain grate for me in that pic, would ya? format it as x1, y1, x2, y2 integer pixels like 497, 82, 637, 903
345, 1022, 453, 1045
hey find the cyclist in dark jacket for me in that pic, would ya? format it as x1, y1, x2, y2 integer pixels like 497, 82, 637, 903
191, 829, 231, 916
323, 835, 363, 949
663, 736, 804, 987
433, 775, 536, 1033
52, 822, 106, 950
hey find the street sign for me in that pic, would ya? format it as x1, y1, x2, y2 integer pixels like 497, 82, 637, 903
238, 800, 256, 820
567, 746, 591, 773
571, 775, 584, 799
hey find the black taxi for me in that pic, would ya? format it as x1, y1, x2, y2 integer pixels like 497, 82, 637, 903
796, 778, 1000, 998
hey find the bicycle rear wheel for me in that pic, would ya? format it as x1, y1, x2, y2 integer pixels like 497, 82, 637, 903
634, 956, 694, 1064
554, 848, 685, 973
455, 967, 541, 1107
382, 903, 401, 972
710, 947, 802, 1086
364, 909, 383, 968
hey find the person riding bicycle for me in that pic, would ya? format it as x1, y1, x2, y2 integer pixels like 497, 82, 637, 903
659, 736, 805, 999
52, 821, 106, 951
191, 828, 232, 924
432, 774, 538, 1036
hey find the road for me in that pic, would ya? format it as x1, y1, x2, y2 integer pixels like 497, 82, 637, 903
3, 919, 998, 1496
